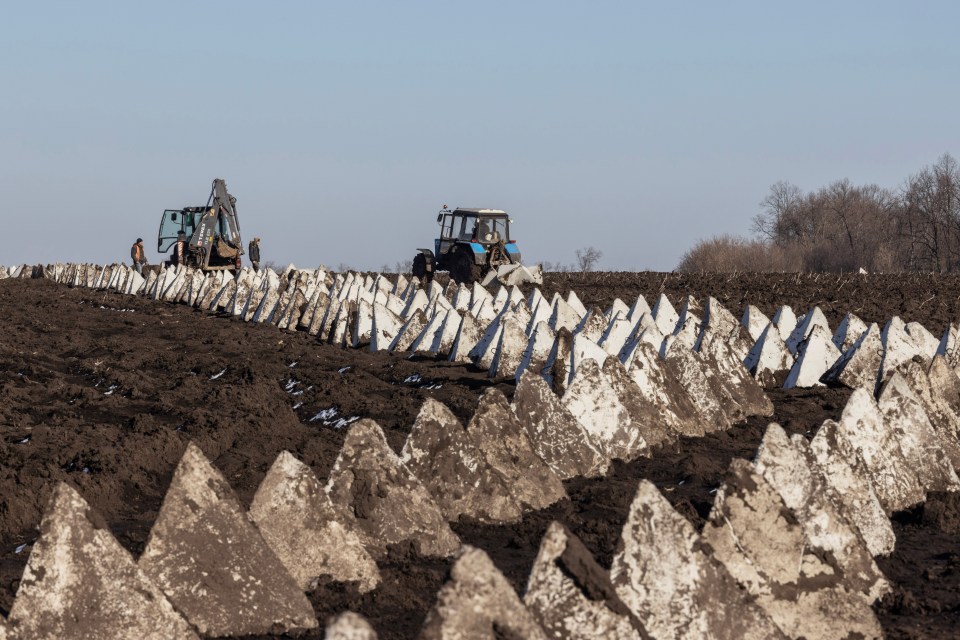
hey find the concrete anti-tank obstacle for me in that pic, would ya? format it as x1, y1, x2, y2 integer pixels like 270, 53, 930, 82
937, 324, 960, 369
821, 322, 883, 391
771, 304, 797, 340
249, 451, 380, 593
512, 371, 609, 479
567, 333, 611, 386
838, 388, 925, 513
878, 316, 924, 386
900, 359, 960, 471
514, 320, 556, 381
326, 419, 461, 557
741, 304, 771, 342
489, 313, 528, 378
698, 297, 753, 362
905, 320, 940, 359
701, 459, 882, 640
524, 522, 648, 639
429, 308, 462, 357
419, 546, 549, 640
575, 306, 609, 343
809, 419, 896, 557
786, 306, 831, 355
877, 372, 960, 493
623, 339, 705, 438
783, 323, 841, 389
370, 301, 404, 352
651, 293, 679, 336
927, 355, 960, 437
698, 328, 774, 417
603, 356, 677, 448
467, 388, 568, 510
562, 358, 647, 462
744, 322, 793, 387
610, 480, 785, 640
400, 399, 521, 523
753, 424, 888, 600
662, 338, 732, 433
326, 612, 378, 640
447, 311, 482, 363
137, 442, 317, 637
7, 483, 197, 640
832, 312, 868, 352
598, 311, 634, 357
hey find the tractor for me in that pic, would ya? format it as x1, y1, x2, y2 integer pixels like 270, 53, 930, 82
412, 207, 524, 284
157, 179, 243, 271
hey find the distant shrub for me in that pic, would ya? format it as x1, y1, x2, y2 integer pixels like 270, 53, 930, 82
676, 235, 805, 272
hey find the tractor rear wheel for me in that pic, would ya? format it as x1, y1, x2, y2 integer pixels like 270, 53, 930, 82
450, 248, 482, 284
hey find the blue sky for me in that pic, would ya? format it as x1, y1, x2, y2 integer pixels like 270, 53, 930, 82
2, 2, 958, 270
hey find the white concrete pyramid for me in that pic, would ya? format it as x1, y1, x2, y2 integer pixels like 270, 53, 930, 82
9, 483, 197, 640
783, 324, 841, 389
524, 522, 647, 639
741, 304, 771, 342
420, 546, 548, 640
611, 480, 784, 640
822, 322, 883, 391
832, 312, 869, 352
138, 443, 317, 637
249, 451, 380, 592
809, 419, 896, 557
651, 293, 679, 336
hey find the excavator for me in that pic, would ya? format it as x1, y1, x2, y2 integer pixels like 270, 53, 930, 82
157, 178, 243, 271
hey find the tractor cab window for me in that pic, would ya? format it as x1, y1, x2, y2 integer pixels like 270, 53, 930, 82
458, 215, 478, 242
439, 213, 454, 240
477, 217, 508, 244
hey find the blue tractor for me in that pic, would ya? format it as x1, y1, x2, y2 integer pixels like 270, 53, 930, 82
412, 207, 523, 284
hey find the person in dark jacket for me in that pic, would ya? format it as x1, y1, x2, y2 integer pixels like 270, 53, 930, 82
248, 237, 261, 270
130, 238, 147, 274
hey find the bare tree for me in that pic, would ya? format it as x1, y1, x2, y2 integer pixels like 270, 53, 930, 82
575, 247, 603, 272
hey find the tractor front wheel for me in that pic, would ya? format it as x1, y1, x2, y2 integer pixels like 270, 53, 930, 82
450, 248, 482, 284
412, 253, 432, 282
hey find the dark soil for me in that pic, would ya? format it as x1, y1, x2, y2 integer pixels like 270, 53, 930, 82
1, 273, 958, 638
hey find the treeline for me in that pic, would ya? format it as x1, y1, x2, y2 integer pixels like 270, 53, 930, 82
678, 154, 960, 272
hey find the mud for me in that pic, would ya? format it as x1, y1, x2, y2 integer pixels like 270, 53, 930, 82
1, 274, 959, 638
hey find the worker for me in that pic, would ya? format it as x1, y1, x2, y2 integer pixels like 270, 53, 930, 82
130, 238, 147, 274
171, 231, 188, 267
248, 237, 261, 270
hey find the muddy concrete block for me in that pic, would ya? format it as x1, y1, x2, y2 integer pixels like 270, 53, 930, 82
624, 339, 704, 437
401, 399, 521, 523
138, 443, 317, 637
699, 328, 774, 417
784, 324, 841, 388
822, 322, 883, 391
8, 483, 196, 640
512, 371, 609, 479
742, 304, 771, 342
906, 321, 940, 359
663, 339, 731, 432
390, 309, 428, 352
833, 312, 869, 352
651, 293, 679, 336
744, 322, 793, 387
250, 451, 380, 592
927, 355, 960, 432
786, 306, 831, 355
702, 460, 882, 640
879, 316, 924, 385
514, 321, 556, 381
326, 612, 378, 640
838, 388, 925, 513
468, 389, 568, 510
901, 359, 960, 472
599, 312, 634, 357
611, 480, 784, 640
524, 522, 648, 639
369, 301, 404, 352
754, 424, 888, 600
603, 356, 675, 448
420, 546, 548, 640
327, 419, 460, 557
489, 313, 527, 378
809, 419, 896, 557
563, 358, 647, 461
878, 372, 960, 493
542, 326, 574, 393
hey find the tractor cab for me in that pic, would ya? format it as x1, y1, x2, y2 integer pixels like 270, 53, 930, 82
435, 208, 514, 258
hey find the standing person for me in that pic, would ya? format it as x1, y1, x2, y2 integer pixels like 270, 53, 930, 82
248, 237, 261, 270
130, 238, 147, 274
171, 231, 188, 267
